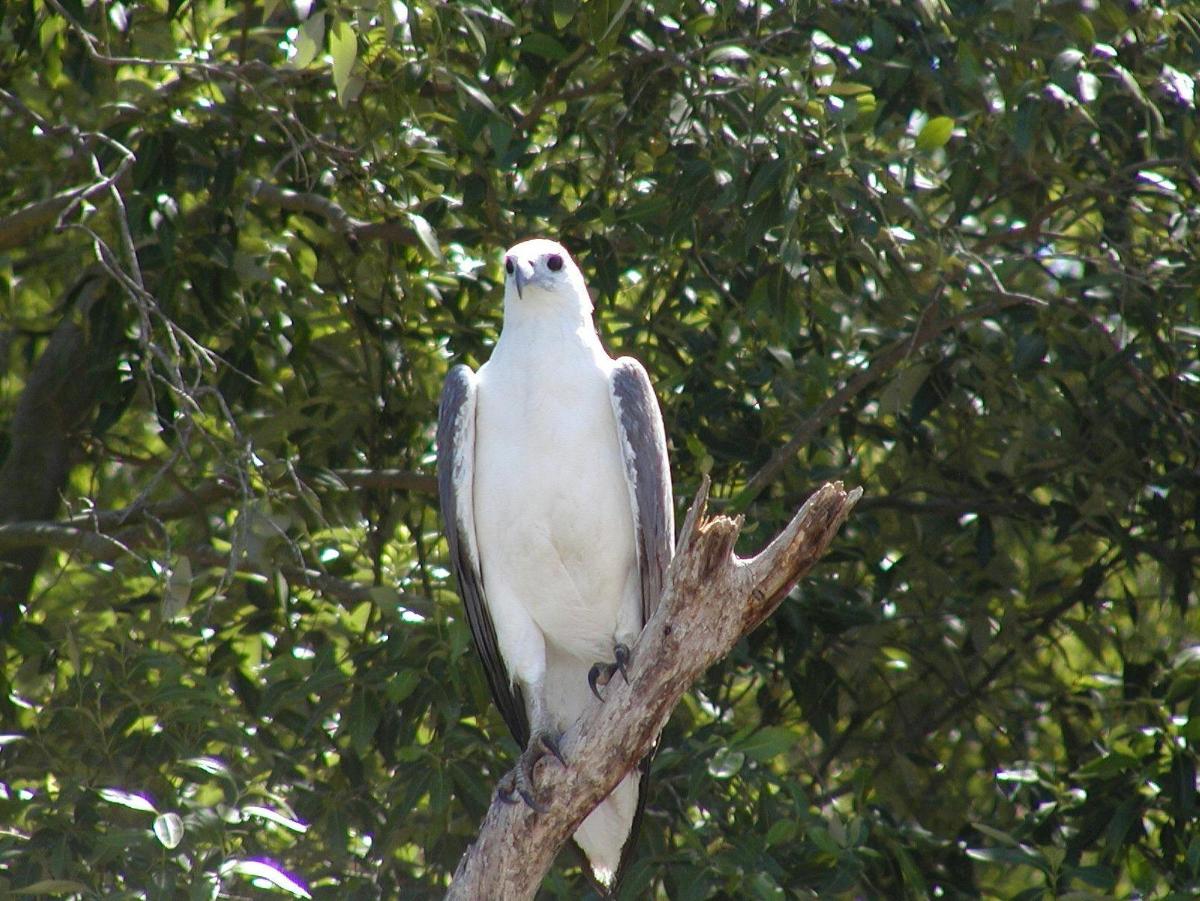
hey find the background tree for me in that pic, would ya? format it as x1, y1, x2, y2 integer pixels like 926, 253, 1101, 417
1, 1, 1197, 898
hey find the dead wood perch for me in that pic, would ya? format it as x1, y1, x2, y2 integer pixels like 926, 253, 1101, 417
447, 477, 862, 900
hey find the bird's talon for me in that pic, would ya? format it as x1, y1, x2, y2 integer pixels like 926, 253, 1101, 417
589, 644, 632, 699
501, 728, 563, 813
541, 733, 568, 767
518, 787, 548, 813
497, 776, 520, 805
588, 663, 606, 701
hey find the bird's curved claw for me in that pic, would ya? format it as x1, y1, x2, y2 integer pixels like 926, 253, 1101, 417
588, 642, 632, 701
496, 730, 566, 813
540, 731, 567, 767
588, 663, 606, 701
497, 774, 548, 813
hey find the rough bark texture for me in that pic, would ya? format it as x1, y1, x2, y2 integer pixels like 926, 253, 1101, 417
446, 478, 862, 900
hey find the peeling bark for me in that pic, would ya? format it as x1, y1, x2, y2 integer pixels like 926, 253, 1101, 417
446, 478, 862, 900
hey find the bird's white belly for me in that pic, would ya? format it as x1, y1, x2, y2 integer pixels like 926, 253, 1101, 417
473, 361, 639, 661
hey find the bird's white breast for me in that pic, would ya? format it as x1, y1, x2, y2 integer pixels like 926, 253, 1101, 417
472, 319, 639, 661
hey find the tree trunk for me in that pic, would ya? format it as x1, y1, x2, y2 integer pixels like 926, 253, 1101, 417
0, 279, 110, 626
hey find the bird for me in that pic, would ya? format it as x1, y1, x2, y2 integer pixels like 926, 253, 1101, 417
436, 237, 674, 890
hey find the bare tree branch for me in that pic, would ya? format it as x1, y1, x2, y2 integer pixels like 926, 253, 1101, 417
246, 178, 481, 248
334, 468, 437, 495
0, 184, 95, 251
446, 478, 861, 900
183, 545, 396, 607
0, 526, 419, 609
73, 467, 434, 532
0, 522, 139, 560
0, 469, 435, 555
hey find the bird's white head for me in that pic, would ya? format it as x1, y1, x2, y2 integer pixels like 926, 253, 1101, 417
501, 238, 591, 313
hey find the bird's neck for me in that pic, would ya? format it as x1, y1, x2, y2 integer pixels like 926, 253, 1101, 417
498, 292, 602, 356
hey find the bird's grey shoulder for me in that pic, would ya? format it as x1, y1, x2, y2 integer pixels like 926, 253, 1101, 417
609, 357, 665, 443
440, 363, 477, 406
436, 364, 477, 506
609, 356, 656, 403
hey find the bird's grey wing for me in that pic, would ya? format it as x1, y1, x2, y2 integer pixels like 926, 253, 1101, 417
437, 365, 530, 747
609, 357, 675, 625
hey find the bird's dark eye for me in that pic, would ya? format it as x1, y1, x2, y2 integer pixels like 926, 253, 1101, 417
505, 258, 514, 275
546, 254, 563, 272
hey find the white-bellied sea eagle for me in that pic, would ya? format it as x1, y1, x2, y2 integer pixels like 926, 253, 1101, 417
437, 238, 674, 889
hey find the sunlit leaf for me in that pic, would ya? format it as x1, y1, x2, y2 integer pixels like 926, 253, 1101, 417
244, 805, 309, 833
153, 812, 184, 848
707, 45, 750, 64
408, 212, 443, 261
916, 115, 954, 150
220, 860, 311, 898
289, 12, 324, 69
330, 20, 357, 105
707, 747, 744, 779
98, 788, 157, 813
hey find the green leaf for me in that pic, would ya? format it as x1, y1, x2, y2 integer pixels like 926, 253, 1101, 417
330, 20, 357, 105
98, 787, 157, 813
220, 860, 311, 898
551, 0, 576, 30
587, 0, 633, 50
965, 845, 1047, 870
766, 819, 798, 846
746, 157, 787, 205
407, 212, 442, 261
243, 804, 309, 833
1073, 751, 1140, 780
520, 32, 568, 61
454, 76, 498, 115
879, 363, 932, 416
162, 555, 191, 619
1065, 864, 1116, 889
707, 45, 751, 64
388, 669, 421, 704
153, 812, 184, 848
707, 746, 745, 778
819, 82, 873, 96
916, 115, 954, 151
736, 726, 799, 762
289, 12, 324, 69
808, 825, 841, 855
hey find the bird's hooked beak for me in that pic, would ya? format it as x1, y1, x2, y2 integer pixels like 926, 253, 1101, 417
507, 255, 534, 299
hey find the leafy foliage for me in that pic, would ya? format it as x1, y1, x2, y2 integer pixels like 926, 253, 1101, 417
1, 0, 1198, 897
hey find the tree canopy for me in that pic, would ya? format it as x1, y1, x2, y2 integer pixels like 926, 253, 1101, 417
1, 0, 1198, 898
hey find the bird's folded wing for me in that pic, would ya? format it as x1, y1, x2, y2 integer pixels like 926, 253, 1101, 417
609, 358, 676, 625
437, 364, 529, 746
